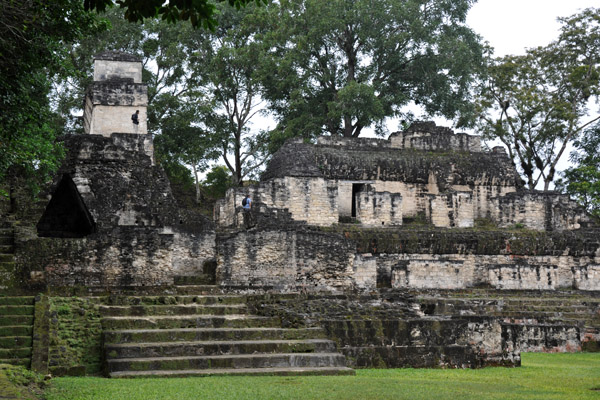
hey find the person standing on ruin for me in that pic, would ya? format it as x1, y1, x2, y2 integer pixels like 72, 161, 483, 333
242, 194, 253, 228
131, 110, 140, 132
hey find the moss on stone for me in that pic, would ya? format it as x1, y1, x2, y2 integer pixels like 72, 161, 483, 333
47, 297, 103, 375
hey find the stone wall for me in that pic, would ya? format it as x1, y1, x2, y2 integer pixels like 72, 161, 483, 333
356, 186, 402, 227
84, 83, 148, 136
389, 122, 482, 152
379, 254, 599, 291
426, 191, 474, 228
11, 132, 215, 289
216, 177, 339, 228
93, 51, 142, 83
493, 191, 590, 231
17, 228, 174, 287
341, 228, 600, 291
217, 228, 356, 292
252, 294, 520, 368
84, 50, 147, 136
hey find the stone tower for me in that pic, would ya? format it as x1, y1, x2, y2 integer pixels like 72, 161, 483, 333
83, 51, 148, 136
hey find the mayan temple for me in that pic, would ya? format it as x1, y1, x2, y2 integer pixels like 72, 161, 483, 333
0, 52, 598, 377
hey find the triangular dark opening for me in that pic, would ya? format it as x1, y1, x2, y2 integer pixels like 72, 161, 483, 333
37, 174, 96, 238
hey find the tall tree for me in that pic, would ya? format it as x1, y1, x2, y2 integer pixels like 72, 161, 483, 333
258, 0, 484, 142
556, 123, 600, 219
476, 8, 600, 191
0, 0, 100, 192
189, 3, 271, 186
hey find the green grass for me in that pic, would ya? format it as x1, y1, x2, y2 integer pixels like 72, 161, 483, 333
45, 353, 600, 400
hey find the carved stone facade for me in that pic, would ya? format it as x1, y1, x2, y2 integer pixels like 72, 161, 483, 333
215, 122, 598, 292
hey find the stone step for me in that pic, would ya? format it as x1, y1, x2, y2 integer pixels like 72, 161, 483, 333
110, 366, 356, 378
104, 327, 327, 344
106, 339, 337, 359
0, 336, 33, 348
0, 305, 35, 315
173, 275, 215, 286
417, 297, 600, 309
0, 326, 33, 337
0, 358, 30, 368
0, 262, 15, 272
0, 297, 35, 306
0, 315, 34, 326
496, 311, 590, 320
175, 285, 226, 295
107, 295, 246, 306
502, 317, 599, 327
0, 237, 13, 246
102, 315, 281, 330
0, 347, 31, 359
0, 245, 13, 253
0, 254, 13, 263
99, 304, 247, 317
107, 352, 348, 373
0, 228, 13, 237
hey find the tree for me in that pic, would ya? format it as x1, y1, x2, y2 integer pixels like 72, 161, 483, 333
202, 166, 233, 199
188, 3, 271, 186
0, 0, 100, 192
556, 124, 600, 219
476, 8, 600, 191
154, 102, 222, 203
258, 0, 484, 141
84, 0, 265, 29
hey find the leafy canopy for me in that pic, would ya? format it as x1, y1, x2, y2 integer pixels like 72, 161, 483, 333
84, 0, 266, 29
556, 123, 600, 219
476, 8, 600, 191
258, 0, 484, 142
0, 0, 101, 192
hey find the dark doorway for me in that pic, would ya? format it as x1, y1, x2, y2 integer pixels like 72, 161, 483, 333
37, 174, 96, 238
351, 183, 364, 218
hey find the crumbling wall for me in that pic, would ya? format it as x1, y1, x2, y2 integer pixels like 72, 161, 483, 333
216, 177, 339, 228
356, 186, 402, 227
217, 229, 355, 292
493, 191, 590, 231
381, 254, 599, 291
389, 122, 482, 152
17, 228, 175, 287
426, 191, 474, 228
253, 294, 520, 368
12, 132, 215, 289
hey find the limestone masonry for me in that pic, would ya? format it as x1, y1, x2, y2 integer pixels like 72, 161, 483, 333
0, 52, 598, 376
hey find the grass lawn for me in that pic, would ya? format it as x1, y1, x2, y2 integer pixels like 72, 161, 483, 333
45, 353, 600, 400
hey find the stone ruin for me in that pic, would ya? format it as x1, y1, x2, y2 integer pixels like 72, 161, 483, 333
0, 52, 598, 377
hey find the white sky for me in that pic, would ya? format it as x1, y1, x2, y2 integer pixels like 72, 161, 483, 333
467, 0, 598, 57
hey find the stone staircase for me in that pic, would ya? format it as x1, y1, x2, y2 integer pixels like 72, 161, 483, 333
0, 224, 15, 289
412, 289, 600, 352
101, 286, 354, 378
0, 296, 35, 367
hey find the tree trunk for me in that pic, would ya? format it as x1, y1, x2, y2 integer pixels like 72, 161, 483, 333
191, 164, 201, 204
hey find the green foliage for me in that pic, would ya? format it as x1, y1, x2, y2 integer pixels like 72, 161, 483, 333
556, 123, 600, 219
0, 0, 101, 192
202, 166, 233, 200
190, 2, 272, 185
476, 8, 600, 191
0, 364, 45, 400
46, 353, 600, 400
84, 0, 266, 29
48, 297, 103, 375
259, 0, 484, 141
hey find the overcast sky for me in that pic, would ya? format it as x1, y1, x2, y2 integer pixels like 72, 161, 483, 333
467, 0, 598, 57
